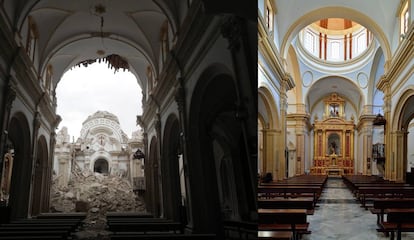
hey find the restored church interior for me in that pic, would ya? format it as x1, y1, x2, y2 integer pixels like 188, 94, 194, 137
0, 0, 256, 239
258, 0, 414, 240
1, 0, 414, 240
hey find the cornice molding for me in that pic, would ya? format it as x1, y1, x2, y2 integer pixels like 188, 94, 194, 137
356, 114, 377, 131
258, 26, 288, 83
379, 24, 414, 89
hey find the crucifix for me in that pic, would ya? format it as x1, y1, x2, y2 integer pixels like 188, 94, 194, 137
98, 135, 105, 146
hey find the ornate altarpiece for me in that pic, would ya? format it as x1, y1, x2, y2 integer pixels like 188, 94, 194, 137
310, 93, 355, 175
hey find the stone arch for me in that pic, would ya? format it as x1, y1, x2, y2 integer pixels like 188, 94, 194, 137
306, 75, 363, 116
93, 159, 109, 174
7, 112, 32, 219
391, 87, 414, 180
287, 45, 303, 104
161, 114, 183, 222
258, 86, 280, 176
258, 86, 279, 129
31, 135, 49, 216
280, 6, 391, 66
393, 87, 414, 131
188, 64, 255, 236
44, 36, 153, 89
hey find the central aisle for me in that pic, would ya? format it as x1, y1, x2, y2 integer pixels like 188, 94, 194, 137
302, 178, 403, 240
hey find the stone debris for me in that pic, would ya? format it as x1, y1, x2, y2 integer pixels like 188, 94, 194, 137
73, 207, 111, 240
50, 168, 146, 213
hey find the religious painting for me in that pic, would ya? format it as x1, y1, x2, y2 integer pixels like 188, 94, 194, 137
329, 103, 339, 117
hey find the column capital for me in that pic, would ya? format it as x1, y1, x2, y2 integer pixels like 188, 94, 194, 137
221, 16, 243, 51
174, 85, 185, 113
5, 84, 17, 111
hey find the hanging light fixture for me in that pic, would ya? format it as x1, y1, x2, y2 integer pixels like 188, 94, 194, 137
72, 2, 129, 72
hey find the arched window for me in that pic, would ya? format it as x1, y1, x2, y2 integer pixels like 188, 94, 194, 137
160, 20, 169, 64
400, 1, 410, 40
26, 16, 38, 62
265, 1, 274, 32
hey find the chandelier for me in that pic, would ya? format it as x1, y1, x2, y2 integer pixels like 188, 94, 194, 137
74, 54, 129, 73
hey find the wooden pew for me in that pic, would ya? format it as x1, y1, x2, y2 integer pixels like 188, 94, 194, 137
0, 230, 70, 239
258, 208, 308, 240
381, 208, 414, 240
258, 186, 321, 207
0, 226, 73, 232
342, 175, 387, 192
258, 198, 314, 215
351, 183, 410, 195
0, 236, 63, 240
356, 186, 414, 209
261, 176, 327, 187
0, 214, 84, 239
370, 198, 414, 226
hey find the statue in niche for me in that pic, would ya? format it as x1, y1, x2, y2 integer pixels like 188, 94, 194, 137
1, 150, 14, 205
330, 141, 337, 155
327, 133, 340, 156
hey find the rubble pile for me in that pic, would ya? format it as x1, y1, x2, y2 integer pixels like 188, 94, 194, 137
50, 168, 146, 213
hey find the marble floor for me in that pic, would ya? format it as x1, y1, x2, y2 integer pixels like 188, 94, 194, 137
301, 177, 414, 240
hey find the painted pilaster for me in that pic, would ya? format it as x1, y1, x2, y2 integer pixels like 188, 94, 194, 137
174, 82, 192, 229
392, 130, 406, 182
277, 78, 288, 180
28, 112, 41, 216
295, 129, 305, 176
357, 116, 375, 175
381, 79, 392, 180
262, 128, 278, 179
154, 114, 163, 217
0, 84, 16, 181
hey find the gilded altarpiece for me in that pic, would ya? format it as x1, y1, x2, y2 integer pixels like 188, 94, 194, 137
311, 93, 355, 175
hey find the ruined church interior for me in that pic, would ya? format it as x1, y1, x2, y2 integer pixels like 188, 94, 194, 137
0, 0, 257, 239
258, 0, 414, 239
1, 0, 414, 240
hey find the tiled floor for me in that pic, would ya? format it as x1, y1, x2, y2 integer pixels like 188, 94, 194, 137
302, 178, 414, 240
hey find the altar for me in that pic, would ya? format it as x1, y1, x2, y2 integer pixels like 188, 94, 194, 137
324, 167, 344, 177
310, 93, 354, 176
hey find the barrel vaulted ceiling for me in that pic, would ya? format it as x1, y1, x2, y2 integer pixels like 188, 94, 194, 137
2, 0, 186, 90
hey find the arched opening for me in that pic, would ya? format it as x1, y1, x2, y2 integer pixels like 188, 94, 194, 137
52, 61, 144, 213
258, 87, 279, 179
93, 159, 109, 174
7, 113, 32, 219
396, 93, 414, 181
162, 114, 185, 222
56, 62, 142, 140
31, 136, 49, 216
188, 66, 256, 236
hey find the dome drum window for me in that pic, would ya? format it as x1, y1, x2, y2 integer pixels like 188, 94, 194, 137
299, 18, 373, 62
